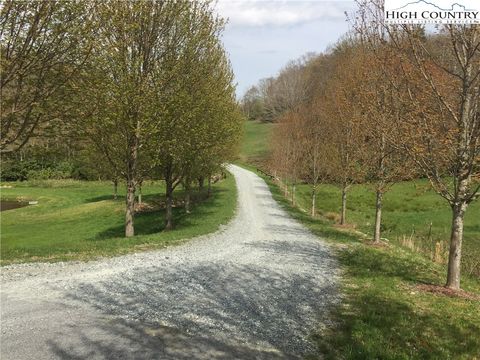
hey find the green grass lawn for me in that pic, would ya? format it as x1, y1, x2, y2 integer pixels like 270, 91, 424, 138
291, 180, 480, 278
247, 166, 480, 359
0, 175, 237, 264
239, 120, 275, 164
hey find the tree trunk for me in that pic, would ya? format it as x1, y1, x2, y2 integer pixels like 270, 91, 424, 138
311, 183, 316, 217
207, 177, 212, 198
138, 181, 142, 205
292, 183, 296, 206
373, 132, 386, 243
198, 177, 204, 191
446, 202, 467, 290
185, 181, 191, 214
125, 179, 136, 237
165, 178, 174, 230
113, 179, 118, 200
125, 123, 139, 238
373, 189, 383, 243
340, 183, 348, 225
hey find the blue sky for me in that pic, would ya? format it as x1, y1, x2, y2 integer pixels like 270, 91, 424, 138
215, 0, 356, 96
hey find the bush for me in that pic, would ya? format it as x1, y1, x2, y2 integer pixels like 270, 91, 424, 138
71, 162, 102, 180
1, 160, 36, 181
26, 162, 73, 180
1, 160, 75, 181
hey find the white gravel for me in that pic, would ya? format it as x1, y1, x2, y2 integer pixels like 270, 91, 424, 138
0, 164, 339, 360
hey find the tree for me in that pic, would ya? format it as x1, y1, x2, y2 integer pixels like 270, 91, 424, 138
150, 0, 241, 230
78, 0, 188, 237
250, 56, 312, 123
355, 0, 480, 289
297, 101, 332, 217
266, 59, 310, 119
316, 44, 369, 225
241, 86, 265, 121
270, 110, 305, 205
347, 9, 412, 242
359, 52, 410, 243
0, 0, 92, 153
392, 27, 480, 289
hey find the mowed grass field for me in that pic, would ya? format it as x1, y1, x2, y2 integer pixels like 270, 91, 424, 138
239, 120, 275, 164
0, 175, 237, 264
293, 181, 480, 277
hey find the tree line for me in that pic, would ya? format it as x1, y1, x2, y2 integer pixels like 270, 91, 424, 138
1, 0, 242, 236
242, 2, 479, 290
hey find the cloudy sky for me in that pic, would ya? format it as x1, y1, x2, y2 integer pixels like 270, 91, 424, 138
215, 0, 356, 96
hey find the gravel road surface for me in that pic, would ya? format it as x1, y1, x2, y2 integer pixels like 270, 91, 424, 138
1, 165, 338, 360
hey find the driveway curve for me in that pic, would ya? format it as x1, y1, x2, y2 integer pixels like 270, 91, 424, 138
1, 165, 338, 360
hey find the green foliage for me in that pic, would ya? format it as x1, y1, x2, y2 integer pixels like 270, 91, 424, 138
1, 0, 242, 237
150, 0, 242, 182
68, 0, 242, 233
1, 144, 101, 181
0, 174, 237, 264
70, 163, 102, 181
241, 86, 266, 121
1, 160, 73, 181
0, 0, 93, 153
1, 160, 33, 181
26, 162, 73, 180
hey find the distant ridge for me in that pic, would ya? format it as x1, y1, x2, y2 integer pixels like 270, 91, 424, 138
392, 0, 475, 11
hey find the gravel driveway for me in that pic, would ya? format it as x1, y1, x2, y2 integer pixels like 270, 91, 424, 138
0, 165, 338, 360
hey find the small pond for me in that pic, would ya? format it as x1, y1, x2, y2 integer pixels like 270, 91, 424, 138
0, 200, 29, 212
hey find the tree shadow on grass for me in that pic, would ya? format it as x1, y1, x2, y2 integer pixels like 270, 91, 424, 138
316, 244, 480, 359
84, 192, 164, 204
84, 194, 121, 203
315, 290, 480, 359
339, 245, 439, 284
91, 189, 226, 241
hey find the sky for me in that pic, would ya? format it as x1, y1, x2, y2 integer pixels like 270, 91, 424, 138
215, 0, 357, 97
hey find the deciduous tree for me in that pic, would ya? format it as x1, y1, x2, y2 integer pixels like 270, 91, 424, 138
355, 0, 480, 289
0, 0, 92, 153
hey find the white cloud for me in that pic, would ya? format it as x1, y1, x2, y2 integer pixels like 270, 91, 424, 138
216, 0, 351, 27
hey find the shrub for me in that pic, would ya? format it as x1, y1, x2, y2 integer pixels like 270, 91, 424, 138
71, 162, 102, 180
1, 160, 36, 181
26, 162, 73, 180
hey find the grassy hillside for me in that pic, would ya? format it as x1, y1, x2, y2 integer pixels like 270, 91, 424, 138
239, 120, 275, 164
0, 175, 237, 264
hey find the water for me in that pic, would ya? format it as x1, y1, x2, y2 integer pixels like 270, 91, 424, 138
0, 200, 28, 212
